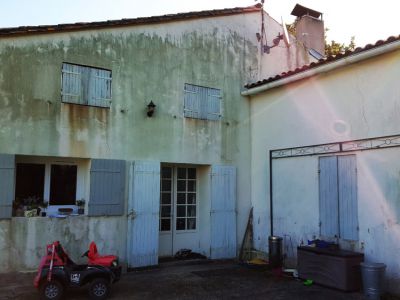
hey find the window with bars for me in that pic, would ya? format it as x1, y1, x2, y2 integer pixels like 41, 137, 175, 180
61, 63, 112, 108
183, 83, 221, 120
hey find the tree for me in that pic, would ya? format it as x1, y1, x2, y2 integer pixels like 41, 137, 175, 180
324, 28, 355, 56
286, 24, 356, 57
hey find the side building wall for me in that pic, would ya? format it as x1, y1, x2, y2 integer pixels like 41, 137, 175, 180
249, 48, 400, 294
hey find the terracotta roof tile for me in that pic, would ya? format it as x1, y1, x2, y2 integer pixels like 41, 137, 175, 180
245, 34, 400, 89
0, 5, 261, 37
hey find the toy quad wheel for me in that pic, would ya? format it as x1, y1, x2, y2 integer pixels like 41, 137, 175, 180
89, 278, 110, 299
40, 280, 64, 300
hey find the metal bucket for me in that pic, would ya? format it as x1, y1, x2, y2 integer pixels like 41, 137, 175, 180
268, 236, 283, 268
360, 262, 386, 300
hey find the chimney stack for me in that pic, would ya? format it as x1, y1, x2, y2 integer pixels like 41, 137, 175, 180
291, 4, 324, 56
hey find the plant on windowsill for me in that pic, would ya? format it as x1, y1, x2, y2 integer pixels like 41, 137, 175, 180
76, 199, 85, 215
13, 197, 24, 217
24, 196, 41, 217
39, 202, 48, 217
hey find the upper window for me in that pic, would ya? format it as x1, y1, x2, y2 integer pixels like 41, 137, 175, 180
183, 83, 221, 120
61, 63, 112, 108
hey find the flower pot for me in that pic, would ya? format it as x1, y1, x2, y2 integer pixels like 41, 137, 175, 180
78, 208, 85, 215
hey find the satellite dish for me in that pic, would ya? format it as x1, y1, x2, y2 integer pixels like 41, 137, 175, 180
281, 16, 290, 47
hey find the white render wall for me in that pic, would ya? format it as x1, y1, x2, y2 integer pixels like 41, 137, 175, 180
0, 8, 312, 272
249, 48, 400, 293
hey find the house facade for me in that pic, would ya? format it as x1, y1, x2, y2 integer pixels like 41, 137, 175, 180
0, 5, 311, 271
244, 36, 400, 293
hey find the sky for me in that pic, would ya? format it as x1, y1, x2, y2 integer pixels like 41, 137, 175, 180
0, 0, 398, 47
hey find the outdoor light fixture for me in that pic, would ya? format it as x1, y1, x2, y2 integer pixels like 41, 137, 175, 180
147, 101, 156, 117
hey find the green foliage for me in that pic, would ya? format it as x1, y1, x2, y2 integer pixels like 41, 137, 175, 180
285, 24, 356, 57
76, 198, 85, 207
286, 22, 296, 36
325, 28, 355, 56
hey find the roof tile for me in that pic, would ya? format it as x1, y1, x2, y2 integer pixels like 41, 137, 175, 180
245, 34, 400, 89
0, 5, 261, 37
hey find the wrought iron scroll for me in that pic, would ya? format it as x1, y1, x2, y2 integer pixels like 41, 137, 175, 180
271, 134, 400, 159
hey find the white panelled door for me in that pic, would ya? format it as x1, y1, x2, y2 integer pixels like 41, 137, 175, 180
127, 161, 160, 268
210, 165, 237, 259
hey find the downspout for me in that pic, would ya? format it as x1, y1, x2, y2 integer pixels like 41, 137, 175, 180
242, 40, 400, 96
269, 150, 273, 236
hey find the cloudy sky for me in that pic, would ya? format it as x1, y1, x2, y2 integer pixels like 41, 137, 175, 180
0, 0, 398, 47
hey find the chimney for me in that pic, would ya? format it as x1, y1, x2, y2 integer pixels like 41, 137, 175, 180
291, 4, 324, 56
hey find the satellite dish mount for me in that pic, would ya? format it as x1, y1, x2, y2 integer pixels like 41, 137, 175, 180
256, 0, 290, 54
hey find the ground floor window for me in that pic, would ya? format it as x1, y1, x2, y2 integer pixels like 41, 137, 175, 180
160, 166, 197, 232
13, 156, 85, 216
49, 164, 77, 205
15, 163, 45, 207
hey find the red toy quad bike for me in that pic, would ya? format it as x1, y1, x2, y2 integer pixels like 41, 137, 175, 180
34, 241, 121, 300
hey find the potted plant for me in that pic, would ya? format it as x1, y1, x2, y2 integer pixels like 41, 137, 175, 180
13, 197, 24, 217
24, 196, 41, 217
39, 202, 48, 217
76, 199, 85, 215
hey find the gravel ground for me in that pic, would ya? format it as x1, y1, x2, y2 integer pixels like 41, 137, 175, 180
0, 260, 373, 300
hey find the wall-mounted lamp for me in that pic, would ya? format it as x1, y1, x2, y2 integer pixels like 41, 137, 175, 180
147, 101, 156, 117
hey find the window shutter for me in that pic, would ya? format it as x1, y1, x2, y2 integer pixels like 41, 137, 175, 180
338, 155, 358, 240
89, 159, 126, 216
319, 156, 339, 238
184, 84, 200, 118
184, 84, 222, 120
61, 63, 82, 104
127, 161, 160, 267
62, 63, 111, 107
88, 68, 112, 108
210, 165, 237, 259
206, 88, 222, 121
0, 154, 15, 219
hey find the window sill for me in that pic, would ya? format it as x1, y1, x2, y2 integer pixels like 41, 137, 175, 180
12, 214, 87, 219
61, 101, 111, 109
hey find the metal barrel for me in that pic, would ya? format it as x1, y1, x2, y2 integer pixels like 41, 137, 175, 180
268, 236, 283, 268
360, 262, 386, 300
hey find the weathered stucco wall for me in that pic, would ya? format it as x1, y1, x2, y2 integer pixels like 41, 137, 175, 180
0, 217, 126, 272
0, 19, 254, 163
0, 14, 261, 271
0, 10, 312, 272
249, 48, 400, 293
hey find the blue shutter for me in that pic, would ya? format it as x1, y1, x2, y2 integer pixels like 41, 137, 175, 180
62, 63, 111, 107
210, 165, 237, 259
184, 84, 200, 118
127, 161, 160, 268
319, 156, 339, 238
338, 155, 358, 240
88, 68, 112, 108
62, 63, 82, 104
206, 87, 221, 121
0, 154, 15, 219
184, 84, 221, 120
89, 159, 126, 216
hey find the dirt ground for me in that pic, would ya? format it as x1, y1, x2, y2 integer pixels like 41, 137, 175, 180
0, 259, 377, 300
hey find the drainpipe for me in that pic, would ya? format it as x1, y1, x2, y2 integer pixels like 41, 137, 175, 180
269, 150, 273, 236
242, 40, 400, 96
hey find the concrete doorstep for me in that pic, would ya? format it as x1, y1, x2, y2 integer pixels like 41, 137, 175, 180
0, 260, 374, 300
